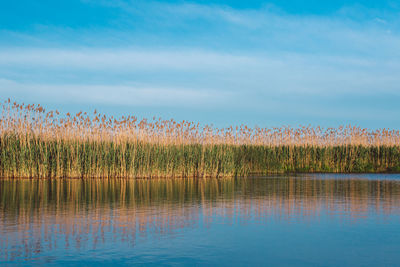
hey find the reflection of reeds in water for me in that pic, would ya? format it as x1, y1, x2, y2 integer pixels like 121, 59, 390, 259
1, 177, 400, 261
1, 100, 400, 178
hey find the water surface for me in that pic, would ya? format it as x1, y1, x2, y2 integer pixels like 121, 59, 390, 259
1, 174, 400, 266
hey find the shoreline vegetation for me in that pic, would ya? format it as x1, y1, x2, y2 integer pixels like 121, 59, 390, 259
1, 99, 400, 178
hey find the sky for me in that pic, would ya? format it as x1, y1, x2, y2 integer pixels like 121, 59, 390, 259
1, 0, 400, 128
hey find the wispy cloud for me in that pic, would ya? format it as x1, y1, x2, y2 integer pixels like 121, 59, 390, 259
0, 48, 257, 71
0, 78, 233, 107
1, 48, 399, 94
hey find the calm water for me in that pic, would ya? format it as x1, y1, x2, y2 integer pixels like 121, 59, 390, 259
1, 174, 400, 266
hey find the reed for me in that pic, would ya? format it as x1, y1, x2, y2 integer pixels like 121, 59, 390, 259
1, 99, 399, 178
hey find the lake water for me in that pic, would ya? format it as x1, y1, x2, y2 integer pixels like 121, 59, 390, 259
1, 174, 400, 266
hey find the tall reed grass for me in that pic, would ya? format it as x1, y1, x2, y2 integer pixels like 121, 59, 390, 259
1, 99, 399, 178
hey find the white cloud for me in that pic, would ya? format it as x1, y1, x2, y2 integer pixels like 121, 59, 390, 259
0, 79, 234, 107
0, 48, 258, 71
1, 48, 399, 96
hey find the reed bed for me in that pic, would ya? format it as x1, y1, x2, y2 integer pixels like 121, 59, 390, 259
1, 99, 399, 178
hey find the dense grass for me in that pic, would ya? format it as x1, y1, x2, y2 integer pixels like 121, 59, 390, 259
0, 100, 399, 178
1, 134, 399, 178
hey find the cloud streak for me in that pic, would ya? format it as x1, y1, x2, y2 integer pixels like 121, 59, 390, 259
0, 79, 234, 108
1, 48, 399, 94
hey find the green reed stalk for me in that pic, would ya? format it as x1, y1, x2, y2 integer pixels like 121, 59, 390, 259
1, 133, 400, 178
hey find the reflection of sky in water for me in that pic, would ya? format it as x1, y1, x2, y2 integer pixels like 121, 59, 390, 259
293, 173, 400, 181
1, 176, 400, 266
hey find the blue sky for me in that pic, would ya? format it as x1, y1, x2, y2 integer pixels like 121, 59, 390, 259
1, 0, 400, 128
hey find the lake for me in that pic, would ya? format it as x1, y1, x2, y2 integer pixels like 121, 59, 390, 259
1, 174, 400, 266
